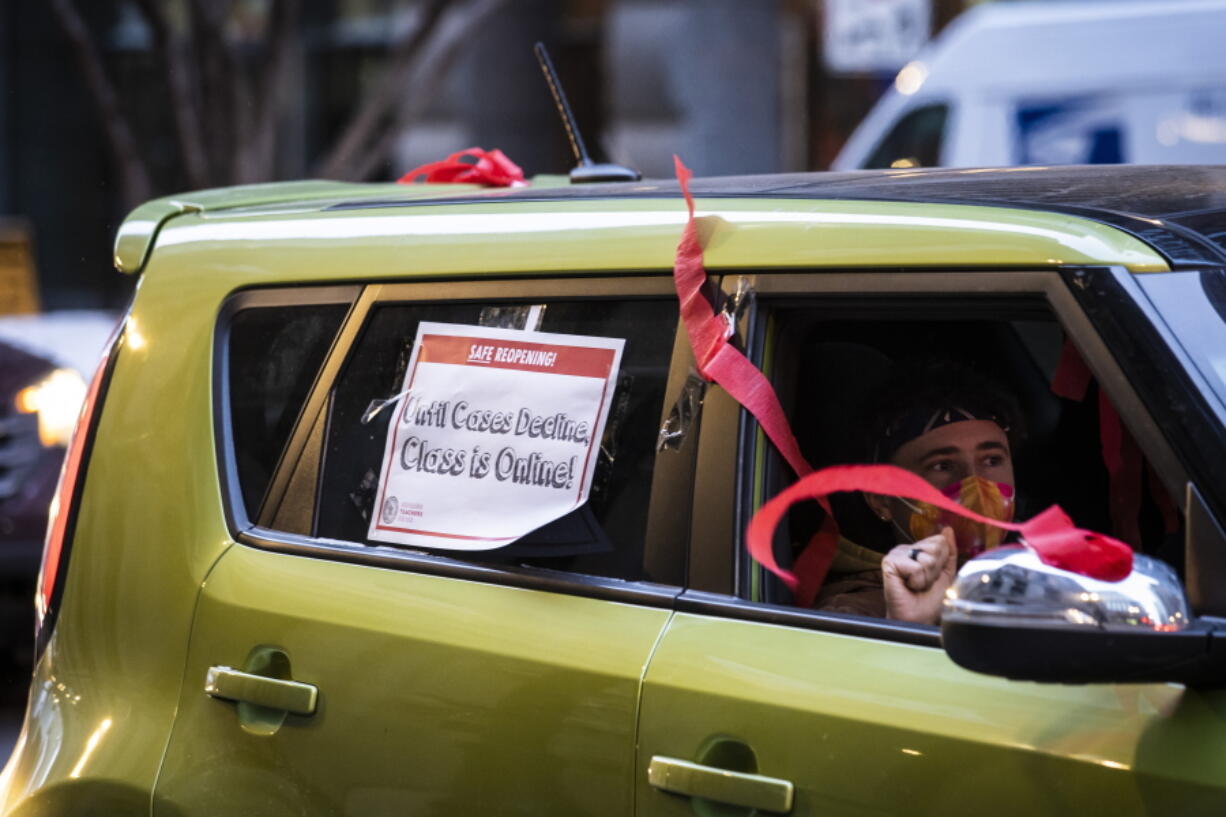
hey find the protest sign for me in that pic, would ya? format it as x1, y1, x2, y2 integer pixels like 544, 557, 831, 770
368, 322, 624, 550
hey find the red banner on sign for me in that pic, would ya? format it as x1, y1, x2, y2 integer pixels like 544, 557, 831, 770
419, 334, 617, 379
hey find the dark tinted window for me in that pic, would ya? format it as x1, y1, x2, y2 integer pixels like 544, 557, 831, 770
1015, 98, 1123, 165
1138, 270, 1226, 416
1169, 211, 1226, 261
757, 304, 1185, 616
315, 299, 678, 582
864, 104, 947, 169
229, 305, 347, 520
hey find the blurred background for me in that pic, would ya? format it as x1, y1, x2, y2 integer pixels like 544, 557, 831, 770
0, 0, 1224, 715
3, 0, 980, 312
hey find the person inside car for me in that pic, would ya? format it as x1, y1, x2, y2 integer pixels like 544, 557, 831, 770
814, 362, 1022, 625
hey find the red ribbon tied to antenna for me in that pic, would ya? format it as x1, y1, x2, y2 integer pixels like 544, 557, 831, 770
398, 147, 527, 187
668, 156, 1134, 598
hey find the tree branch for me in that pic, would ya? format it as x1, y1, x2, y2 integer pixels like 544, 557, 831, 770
230, 48, 259, 183
132, 0, 211, 188
189, 0, 239, 183
316, 0, 452, 179
49, 0, 154, 209
247, 0, 300, 181
351, 0, 511, 181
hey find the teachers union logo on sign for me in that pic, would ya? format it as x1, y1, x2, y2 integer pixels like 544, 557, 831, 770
368, 321, 624, 551
380, 496, 399, 525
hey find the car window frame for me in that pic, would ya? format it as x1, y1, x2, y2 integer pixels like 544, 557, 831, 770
213, 284, 361, 533
679, 267, 1191, 646
1076, 267, 1226, 522
213, 275, 696, 609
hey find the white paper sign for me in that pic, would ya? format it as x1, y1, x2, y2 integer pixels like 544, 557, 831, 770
368, 322, 625, 550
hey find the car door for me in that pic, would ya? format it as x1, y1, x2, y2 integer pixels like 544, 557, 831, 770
636, 270, 1226, 817
153, 278, 693, 817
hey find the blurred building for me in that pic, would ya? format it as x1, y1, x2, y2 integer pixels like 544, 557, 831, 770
0, 0, 968, 309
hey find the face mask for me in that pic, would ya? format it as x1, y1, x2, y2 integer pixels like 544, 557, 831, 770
897, 476, 1015, 559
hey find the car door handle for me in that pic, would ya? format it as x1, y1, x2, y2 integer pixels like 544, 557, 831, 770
204, 666, 318, 716
647, 756, 794, 813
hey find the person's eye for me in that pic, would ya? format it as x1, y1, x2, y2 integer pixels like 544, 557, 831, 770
928, 459, 954, 473
982, 454, 1007, 468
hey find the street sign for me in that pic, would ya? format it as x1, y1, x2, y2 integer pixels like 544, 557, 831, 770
823, 0, 932, 74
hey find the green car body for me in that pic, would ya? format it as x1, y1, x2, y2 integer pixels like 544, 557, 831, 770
3, 167, 1226, 816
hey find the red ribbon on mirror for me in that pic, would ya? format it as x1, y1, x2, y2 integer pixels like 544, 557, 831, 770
747, 464, 1135, 605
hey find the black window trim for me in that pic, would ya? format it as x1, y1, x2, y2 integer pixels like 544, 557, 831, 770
240, 525, 682, 608
677, 589, 941, 647
213, 285, 361, 535
1067, 267, 1226, 532
681, 267, 1190, 647
213, 276, 693, 609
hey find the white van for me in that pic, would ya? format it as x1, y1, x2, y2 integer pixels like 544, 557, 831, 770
832, 0, 1226, 169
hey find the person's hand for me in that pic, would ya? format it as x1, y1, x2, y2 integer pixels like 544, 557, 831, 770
882, 527, 957, 625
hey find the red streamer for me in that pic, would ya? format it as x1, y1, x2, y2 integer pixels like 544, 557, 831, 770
398, 147, 526, 188
747, 464, 1135, 594
672, 156, 812, 479
1099, 390, 1144, 547
1052, 337, 1161, 547
669, 159, 1135, 604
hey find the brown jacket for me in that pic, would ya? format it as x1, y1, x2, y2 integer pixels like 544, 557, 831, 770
813, 537, 887, 618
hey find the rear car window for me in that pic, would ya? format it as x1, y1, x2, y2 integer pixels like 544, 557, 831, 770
315, 298, 677, 581
224, 292, 680, 584
228, 304, 347, 519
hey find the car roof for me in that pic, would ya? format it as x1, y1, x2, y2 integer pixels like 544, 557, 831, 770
332, 164, 1223, 219
327, 165, 1226, 269
116, 165, 1226, 275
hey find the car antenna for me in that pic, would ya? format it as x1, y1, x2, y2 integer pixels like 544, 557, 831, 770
533, 42, 641, 183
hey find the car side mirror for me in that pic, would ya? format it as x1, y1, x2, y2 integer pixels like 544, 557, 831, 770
941, 545, 1226, 686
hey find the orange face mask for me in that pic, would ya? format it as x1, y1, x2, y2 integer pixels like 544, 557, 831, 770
901, 476, 1016, 560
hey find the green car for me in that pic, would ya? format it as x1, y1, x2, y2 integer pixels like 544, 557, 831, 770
3, 165, 1226, 816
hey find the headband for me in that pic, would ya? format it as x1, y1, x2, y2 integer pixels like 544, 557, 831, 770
874, 403, 1009, 463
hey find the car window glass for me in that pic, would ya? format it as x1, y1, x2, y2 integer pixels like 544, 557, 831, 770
1015, 97, 1125, 164
1137, 270, 1226, 415
864, 104, 947, 169
228, 304, 347, 520
314, 298, 678, 582
752, 305, 1184, 619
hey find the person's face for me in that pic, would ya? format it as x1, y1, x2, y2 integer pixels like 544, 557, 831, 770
867, 419, 1014, 535
890, 419, 1013, 491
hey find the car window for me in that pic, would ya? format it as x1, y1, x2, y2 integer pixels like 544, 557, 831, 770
864, 103, 947, 169
310, 297, 680, 583
728, 289, 1186, 627
227, 303, 348, 520
1015, 96, 1125, 164
1137, 270, 1226, 415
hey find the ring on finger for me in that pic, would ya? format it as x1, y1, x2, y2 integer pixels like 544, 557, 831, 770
909, 547, 921, 561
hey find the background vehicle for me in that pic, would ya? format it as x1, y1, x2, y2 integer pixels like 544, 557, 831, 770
0, 311, 116, 679
833, 0, 1226, 169
2, 167, 1226, 815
